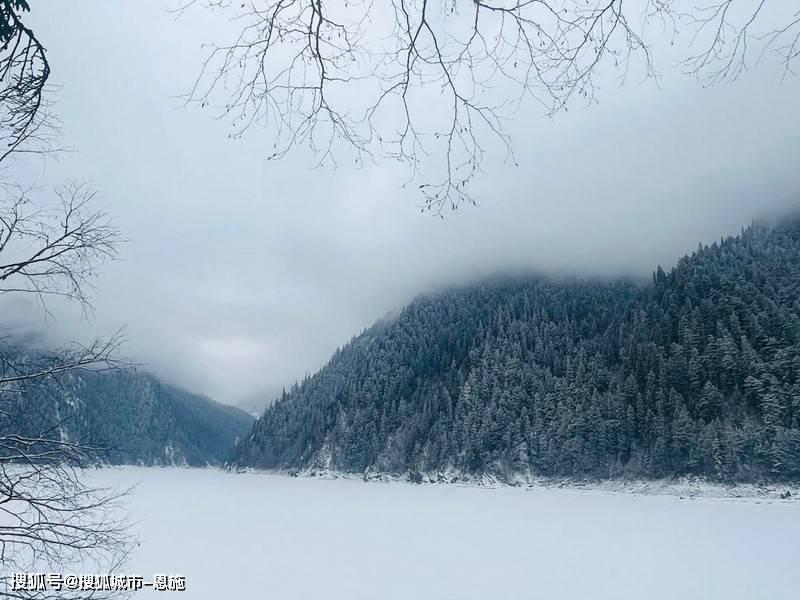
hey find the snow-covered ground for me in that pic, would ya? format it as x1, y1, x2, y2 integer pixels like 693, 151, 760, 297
84, 467, 798, 599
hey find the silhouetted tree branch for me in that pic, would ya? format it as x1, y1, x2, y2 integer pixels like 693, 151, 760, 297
182, 0, 798, 211
0, 182, 131, 598
0, 4, 133, 597
0, 440, 134, 600
0, 183, 121, 315
0, 0, 56, 166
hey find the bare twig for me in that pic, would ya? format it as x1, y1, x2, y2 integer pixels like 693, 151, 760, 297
0, 0, 56, 166
181, 0, 797, 211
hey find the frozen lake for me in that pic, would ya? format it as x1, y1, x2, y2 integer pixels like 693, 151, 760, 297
85, 468, 799, 599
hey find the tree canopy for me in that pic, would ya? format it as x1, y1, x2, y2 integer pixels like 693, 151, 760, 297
237, 217, 800, 482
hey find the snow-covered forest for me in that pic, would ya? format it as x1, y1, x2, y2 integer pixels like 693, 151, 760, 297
3, 1, 800, 599
239, 219, 800, 481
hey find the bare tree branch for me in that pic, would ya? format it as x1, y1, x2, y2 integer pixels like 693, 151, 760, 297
0, 441, 134, 600
0, 6, 132, 589
0, 0, 57, 167
0, 178, 131, 597
181, 0, 797, 211
0, 183, 121, 317
0, 332, 128, 391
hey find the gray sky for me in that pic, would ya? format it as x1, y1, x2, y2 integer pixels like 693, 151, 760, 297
11, 1, 800, 413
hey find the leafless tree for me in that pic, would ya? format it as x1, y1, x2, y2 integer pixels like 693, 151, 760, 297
0, 183, 132, 600
0, 443, 133, 600
0, 0, 57, 166
0, 183, 120, 313
676, 1, 800, 84
181, 0, 799, 211
0, 3, 133, 598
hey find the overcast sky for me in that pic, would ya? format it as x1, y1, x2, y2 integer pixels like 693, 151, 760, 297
10, 1, 800, 413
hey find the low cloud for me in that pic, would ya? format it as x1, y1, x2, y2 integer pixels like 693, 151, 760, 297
11, 2, 799, 411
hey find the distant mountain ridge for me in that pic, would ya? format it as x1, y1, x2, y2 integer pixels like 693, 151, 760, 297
236, 216, 800, 482
3, 364, 253, 466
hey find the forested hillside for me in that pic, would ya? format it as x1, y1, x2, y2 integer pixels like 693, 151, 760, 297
236, 217, 800, 481
2, 364, 253, 466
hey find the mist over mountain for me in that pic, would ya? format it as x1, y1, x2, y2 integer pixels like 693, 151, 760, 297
2, 355, 253, 466
236, 216, 800, 482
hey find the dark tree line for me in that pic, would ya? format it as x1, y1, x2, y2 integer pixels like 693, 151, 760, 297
3, 354, 254, 468
237, 217, 800, 482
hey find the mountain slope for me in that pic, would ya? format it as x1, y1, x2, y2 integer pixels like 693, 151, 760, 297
236, 217, 800, 481
5, 367, 253, 466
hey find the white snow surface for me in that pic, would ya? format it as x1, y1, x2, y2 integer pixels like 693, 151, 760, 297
83, 467, 799, 599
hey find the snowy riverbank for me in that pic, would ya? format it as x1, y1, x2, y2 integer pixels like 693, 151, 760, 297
240, 466, 800, 502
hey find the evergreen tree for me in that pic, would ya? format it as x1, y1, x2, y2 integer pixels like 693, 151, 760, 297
236, 216, 800, 482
